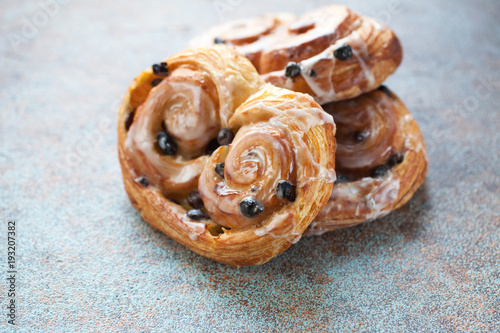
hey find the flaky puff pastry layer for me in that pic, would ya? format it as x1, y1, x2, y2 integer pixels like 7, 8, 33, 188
307, 88, 427, 235
191, 5, 402, 104
118, 46, 336, 266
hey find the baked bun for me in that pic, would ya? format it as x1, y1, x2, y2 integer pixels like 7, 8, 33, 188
191, 5, 402, 104
118, 45, 337, 265
307, 87, 427, 235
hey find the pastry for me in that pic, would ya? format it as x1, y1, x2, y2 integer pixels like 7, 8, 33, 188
118, 45, 337, 266
306, 87, 428, 235
191, 5, 402, 104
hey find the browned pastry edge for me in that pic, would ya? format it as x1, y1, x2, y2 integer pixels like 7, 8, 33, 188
306, 89, 427, 235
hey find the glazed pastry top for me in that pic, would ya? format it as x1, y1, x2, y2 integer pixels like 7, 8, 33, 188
125, 46, 265, 196
118, 45, 337, 266
192, 5, 402, 103
309, 88, 428, 234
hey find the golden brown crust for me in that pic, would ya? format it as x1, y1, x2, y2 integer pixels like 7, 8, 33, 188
118, 45, 336, 266
306, 88, 427, 235
191, 5, 402, 104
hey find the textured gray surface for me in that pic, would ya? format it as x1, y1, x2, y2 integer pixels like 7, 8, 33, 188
1, 0, 499, 332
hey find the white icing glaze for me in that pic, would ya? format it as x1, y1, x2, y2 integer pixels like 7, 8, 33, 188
253, 211, 301, 244
298, 22, 375, 104
126, 110, 206, 185
350, 31, 375, 87
291, 233, 302, 244
399, 112, 427, 159
164, 82, 218, 147
305, 221, 325, 236
265, 104, 336, 185
283, 105, 335, 128
185, 221, 205, 241
370, 17, 385, 31
318, 172, 400, 224
180, 213, 207, 241
364, 172, 400, 220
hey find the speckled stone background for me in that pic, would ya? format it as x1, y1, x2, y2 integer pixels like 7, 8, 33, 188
1, 0, 499, 332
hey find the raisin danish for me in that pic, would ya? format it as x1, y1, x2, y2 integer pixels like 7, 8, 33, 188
191, 5, 402, 104
118, 45, 336, 266
306, 87, 428, 235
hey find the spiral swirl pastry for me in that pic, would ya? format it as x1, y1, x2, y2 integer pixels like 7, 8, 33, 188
191, 5, 402, 104
118, 45, 336, 266
306, 87, 428, 235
